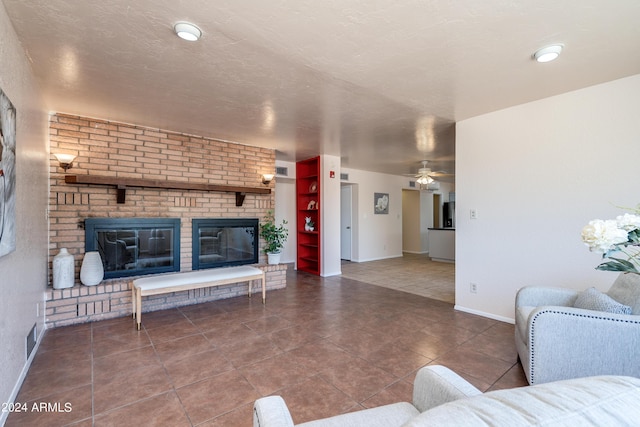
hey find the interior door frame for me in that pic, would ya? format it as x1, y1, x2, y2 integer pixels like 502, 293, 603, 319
432, 193, 441, 228
340, 184, 352, 261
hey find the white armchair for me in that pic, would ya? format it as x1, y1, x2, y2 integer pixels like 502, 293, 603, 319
515, 273, 640, 385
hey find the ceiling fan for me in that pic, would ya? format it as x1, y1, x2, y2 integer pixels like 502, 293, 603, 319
404, 160, 448, 185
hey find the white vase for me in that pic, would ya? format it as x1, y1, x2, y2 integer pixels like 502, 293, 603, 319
267, 252, 281, 265
53, 248, 75, 289
80, 251, 104, 286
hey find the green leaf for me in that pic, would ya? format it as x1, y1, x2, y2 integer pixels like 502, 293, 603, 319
595, 257, 639, 274
607, 257, 635, 268
603, 248, 623, 258
259, 210, 289, 254
628, 229, 640, 244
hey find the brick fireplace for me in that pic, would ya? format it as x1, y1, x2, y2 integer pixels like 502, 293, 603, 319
47, 114, 286, 327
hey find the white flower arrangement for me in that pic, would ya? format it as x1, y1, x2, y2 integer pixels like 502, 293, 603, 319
582, 207, 640, 274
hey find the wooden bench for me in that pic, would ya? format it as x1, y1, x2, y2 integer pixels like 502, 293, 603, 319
132, 265, 266, 330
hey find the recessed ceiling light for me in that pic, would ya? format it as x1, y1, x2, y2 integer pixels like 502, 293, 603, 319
533, 45, 563, 63
174, 22, 201, 41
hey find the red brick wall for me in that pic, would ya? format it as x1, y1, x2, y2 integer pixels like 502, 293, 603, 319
47, 113, 282, 327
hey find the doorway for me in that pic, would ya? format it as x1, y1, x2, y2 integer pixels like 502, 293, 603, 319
432, 193, 441, 228
402, 189, 421, 253
340, 185, 352, 261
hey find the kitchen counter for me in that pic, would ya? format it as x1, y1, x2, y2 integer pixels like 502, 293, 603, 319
428, 228, 455, 262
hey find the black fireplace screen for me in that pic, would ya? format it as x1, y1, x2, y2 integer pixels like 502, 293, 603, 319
192, 218, 259, 270
85, 218, 180, 279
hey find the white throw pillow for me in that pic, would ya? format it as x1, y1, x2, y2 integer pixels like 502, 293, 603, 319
574, 287, 631, 314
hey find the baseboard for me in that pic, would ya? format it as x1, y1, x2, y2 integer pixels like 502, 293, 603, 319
321, 269, 342, 277
454, 304, 515, 324
1, 326, 46, 426
350, 254, 403, 263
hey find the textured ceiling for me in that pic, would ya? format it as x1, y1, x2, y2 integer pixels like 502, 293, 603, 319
3, 0, 640, 178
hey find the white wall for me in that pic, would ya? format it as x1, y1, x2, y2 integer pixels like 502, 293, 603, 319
321, 154, 341, 276
420, 191, 433, 253
456, 73, 640, 322
341, 168, 406, 262
402, 189, 436, 254
0, 4, 49, 422
420, 191, 432, 252
274, 160, 296, 264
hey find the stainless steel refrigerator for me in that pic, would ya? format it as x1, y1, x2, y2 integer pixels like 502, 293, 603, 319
443, 202, 455, 228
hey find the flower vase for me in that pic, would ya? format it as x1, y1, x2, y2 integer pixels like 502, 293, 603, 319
80, 251, 104, 286
53, 248, 75, 289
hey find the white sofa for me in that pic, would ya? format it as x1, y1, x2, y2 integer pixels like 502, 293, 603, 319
515, 273, 640, 385
253, 365, 640, 427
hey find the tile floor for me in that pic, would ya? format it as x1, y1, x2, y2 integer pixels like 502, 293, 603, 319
8, 259, 526, 426
340, 253, 455, 303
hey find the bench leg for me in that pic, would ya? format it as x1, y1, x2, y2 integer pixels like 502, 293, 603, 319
136, 289, 142, 330
248, 279, 252, 298
132, 284, 136, 319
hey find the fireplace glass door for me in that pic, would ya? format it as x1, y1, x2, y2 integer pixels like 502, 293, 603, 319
192, 218, 258, 270
85, 218, 180, 278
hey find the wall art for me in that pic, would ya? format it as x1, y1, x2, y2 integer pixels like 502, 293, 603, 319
0, 88, 16, 258
374, 192, 389, 214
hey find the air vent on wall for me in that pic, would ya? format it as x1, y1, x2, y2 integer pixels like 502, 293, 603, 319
409, 181, 416, 188
426, 182, 440, 191
275, 166, 288, 176
340, 173, 349, 181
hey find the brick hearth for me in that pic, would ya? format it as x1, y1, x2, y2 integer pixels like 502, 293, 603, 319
46, 264, 287, 328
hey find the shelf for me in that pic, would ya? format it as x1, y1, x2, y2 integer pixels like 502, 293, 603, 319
64, 174, 271, 206
299, 230, 318, 235
296, 156, 321, 276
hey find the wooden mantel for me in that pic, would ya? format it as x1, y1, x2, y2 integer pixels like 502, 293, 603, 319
64, 175, 271, 206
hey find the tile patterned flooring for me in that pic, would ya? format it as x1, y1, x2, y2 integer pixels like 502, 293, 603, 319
340, 253, 455, 303
8, 257, 527, 426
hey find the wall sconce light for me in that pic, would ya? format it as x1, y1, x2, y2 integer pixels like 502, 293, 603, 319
261, 173, 274, 185
54, 153, 77, 171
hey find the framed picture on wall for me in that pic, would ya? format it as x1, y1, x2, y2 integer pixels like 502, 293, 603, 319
0, 87, 16, 258
374, 192, 389, 214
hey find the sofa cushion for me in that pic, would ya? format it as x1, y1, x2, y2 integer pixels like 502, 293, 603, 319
573, 287, 631, 314
401, 375, 640, 427
298, 402, 419, 427
607, 273, 640, 315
